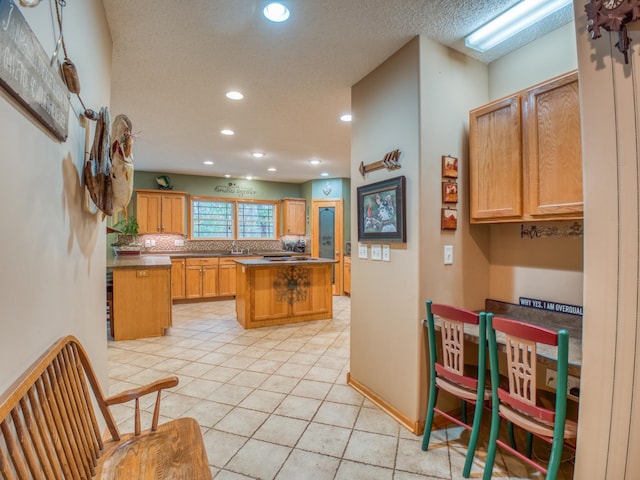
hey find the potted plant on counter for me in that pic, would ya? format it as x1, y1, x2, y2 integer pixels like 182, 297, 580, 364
111, 217, 142, 255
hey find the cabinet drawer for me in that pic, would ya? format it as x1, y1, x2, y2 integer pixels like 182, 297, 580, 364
186, 258, 219, 266
219, 258, 239, 266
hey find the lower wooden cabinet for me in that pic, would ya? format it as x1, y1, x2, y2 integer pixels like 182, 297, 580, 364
112, 266, 172, 340
171, 258, 186, 300
218, 258, 237, 296
185, 258, 219, 299
343, 256, 351, 295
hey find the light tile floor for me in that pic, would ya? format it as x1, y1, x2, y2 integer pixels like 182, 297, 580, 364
107, 297, 575, 479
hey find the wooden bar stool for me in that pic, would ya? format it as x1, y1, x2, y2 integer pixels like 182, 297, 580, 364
483, 313, 577, 480
422, 300, 490, 478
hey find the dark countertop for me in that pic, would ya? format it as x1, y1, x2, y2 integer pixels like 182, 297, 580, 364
423, 299, 582, 376
235, 257, 338, 266
147, 251, 309, 258
107, 255, 172, 269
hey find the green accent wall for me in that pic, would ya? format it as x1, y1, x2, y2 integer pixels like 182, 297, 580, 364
134, 171, 303, 199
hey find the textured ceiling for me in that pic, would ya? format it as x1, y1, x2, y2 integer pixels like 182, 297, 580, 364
101, 0, 574, 183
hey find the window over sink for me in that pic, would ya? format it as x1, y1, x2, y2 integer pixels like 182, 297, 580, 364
190, 196, 278, 240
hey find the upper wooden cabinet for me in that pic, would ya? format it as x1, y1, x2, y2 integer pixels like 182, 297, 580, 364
136, 190, 186, 234
469, 71, 582, 223
282, 198, 306, 235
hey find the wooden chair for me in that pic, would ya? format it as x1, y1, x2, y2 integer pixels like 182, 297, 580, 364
422, 300, 490, 478
0, 336, 211, 479
483, 314, 577, 480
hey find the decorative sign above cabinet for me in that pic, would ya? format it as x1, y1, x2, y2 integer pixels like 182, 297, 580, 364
0, 0, 70, 141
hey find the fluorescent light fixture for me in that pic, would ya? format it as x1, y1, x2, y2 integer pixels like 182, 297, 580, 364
224, 174, 231, 178
340, 114, 352, 122
203, 160, 214, 165
251, 152, 265, 158
226, 91, 244, 100
263, 3, 290, 22
464, 0, 572, 53
309, 159, 320, 165
267, 167, 277, 172
320, 172, 329, 177
246, 175, 253, 180
220, 129, 234, 136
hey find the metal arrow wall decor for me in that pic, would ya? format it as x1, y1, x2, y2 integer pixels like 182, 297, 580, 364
358, 149, 401, 179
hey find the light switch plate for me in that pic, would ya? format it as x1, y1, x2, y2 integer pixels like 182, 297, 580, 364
444, 245, 453, 265
382, 245, 390, 262
371, 244, 382, 261
175, 239, 185, 246
358, 243, 368, 259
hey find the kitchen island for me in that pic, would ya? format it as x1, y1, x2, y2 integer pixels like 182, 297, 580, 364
235, 257, 337, 329
107, 255, 172, 340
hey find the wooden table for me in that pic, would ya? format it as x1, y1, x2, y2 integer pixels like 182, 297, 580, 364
107, 255, 172, 340
235, 257, 337, 329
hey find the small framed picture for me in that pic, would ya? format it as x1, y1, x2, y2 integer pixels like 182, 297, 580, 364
442, 181, 458, 203
441, 208, 458, 230
442, 155, 458, 178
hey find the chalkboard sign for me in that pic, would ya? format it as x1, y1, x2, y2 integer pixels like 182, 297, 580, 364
0, 0, 69, 141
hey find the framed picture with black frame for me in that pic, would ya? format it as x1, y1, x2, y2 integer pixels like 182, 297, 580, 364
357, 175, 406, 242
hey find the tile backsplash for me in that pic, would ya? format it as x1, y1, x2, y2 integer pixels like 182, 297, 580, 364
129, 234, 309, 254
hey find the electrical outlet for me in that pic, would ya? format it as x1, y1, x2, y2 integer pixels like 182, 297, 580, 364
145, 239, 151, 247
150, 239, 156, 246
546, 369, 580, 396
175, 239, 185, 246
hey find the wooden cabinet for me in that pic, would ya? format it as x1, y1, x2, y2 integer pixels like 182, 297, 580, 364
469, 71, 582, 223
185, 258, 218, 299
218, 257, 237, 296
171, 258, 186, 300
136, 190, 186, 234
343, 256, 351, 295
112, 266, 172, 340
282, 198, 306, 235
235, 261, 333, 328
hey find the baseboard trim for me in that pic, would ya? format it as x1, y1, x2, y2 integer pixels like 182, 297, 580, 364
346, 372, 425, 435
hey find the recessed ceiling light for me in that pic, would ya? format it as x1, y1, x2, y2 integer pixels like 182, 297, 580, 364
320, 172, 329, 177
263, 2, 290, 22
267, 167, 276, 172
246, 175, 253, 180
226, 91, 244, 100
309, 159, 320, 165
220, 129, 234, 136
203, 160, 214, 165
251, 152, 265, 158
224, 174, 231, 178
340, 114, 352, 122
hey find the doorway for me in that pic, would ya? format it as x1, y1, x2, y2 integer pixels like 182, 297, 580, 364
311, 199, 344, 296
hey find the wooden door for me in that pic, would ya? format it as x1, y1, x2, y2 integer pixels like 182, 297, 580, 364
185, 264, 203, 298
311, 199, 343, 296
469, 95, 523, 223
136, 192, 162, 234
171, 258, 185, 300
283, 198, 306, 235
525, 71, 582, 218
218, 259, 236, 296
343, 256, 350, 295
202, 265, 218, 297
162, 194, 186, 234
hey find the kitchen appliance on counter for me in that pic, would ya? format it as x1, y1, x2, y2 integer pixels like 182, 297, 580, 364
295, 239, 306, 252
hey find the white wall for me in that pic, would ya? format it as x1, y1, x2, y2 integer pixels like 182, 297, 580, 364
489, 22, 578, 101
350, 38, 422, 422
0, 1, 112, 393
573, 0, 640, 477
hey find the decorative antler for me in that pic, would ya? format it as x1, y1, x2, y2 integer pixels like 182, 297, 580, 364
359, 149, 401, 179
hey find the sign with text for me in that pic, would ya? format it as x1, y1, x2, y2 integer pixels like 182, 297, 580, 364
0, 0, 69, 141
519, 297, 583, 317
